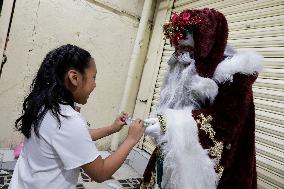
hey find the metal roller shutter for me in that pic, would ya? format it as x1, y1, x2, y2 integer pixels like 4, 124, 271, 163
141, 0, 284, 188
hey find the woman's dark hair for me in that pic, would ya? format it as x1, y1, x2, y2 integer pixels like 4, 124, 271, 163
15, 44, 92, 138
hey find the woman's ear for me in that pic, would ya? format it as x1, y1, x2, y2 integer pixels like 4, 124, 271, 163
67, 69, 80, 87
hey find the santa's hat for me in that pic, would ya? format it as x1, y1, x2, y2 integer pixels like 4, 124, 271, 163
163, 8, 228, 78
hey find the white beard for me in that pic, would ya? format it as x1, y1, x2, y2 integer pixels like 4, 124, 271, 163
156, 53, 218, 113
151, 52, 219, 189
158, 108, 218, 189
157, 59, 199, 111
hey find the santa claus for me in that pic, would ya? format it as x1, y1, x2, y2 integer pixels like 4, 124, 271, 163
140, 8, 263, 189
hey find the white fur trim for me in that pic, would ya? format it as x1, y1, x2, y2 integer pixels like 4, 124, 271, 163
213, 51, 263, 83
191, 75, 218, 104
159, 108, 218, 189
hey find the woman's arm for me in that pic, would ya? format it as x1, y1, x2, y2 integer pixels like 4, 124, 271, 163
88, 126, 114, 140
88, 112, 128, 140
81, 119, 145, 183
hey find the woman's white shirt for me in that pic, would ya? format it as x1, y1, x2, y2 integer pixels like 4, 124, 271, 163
9, 105, 100, 189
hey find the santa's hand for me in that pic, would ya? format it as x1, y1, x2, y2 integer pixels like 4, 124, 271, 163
144, 118, 158, 126
144, 118, 161, 140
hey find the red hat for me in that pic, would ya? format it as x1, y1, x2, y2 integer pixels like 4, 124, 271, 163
163, 10, 202, 47
163, 8, 228, 78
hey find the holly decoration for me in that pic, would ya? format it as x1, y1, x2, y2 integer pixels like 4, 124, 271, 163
163, 11, 202, 46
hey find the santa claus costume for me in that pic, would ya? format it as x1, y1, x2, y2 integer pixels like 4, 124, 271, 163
140, 8, 263, 189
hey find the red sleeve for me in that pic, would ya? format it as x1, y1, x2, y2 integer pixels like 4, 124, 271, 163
192, 73, 257, 177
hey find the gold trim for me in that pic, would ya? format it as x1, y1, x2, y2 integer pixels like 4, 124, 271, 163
157, 114, 167, 134
197, 115, 215, 140
196, 113, 224, 179
217, 165, 224, 179
209, 141, 224, 163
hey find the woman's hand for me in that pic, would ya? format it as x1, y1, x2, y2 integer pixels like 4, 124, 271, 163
83, 119, 145, 183
127, 119, 145, 144
111, 112, 128, 133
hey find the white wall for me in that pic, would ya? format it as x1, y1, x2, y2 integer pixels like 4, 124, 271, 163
0, 0, 144, 149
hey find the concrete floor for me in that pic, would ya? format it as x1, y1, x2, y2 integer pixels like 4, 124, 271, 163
79, 150, 144, 188
0, 148, 150, 189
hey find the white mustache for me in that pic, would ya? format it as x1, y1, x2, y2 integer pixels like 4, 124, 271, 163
168, 52, 195, 65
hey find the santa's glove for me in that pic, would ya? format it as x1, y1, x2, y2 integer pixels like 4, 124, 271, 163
144, 118, 162, 141
191, 75, 218, 104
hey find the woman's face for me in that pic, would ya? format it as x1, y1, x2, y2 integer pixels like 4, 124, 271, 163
65, 59, 97, 105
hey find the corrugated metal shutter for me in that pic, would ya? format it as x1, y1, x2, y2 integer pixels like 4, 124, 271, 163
142, 0, 284, 188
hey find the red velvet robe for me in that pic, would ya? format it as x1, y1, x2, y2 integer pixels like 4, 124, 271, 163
192, 73, 257, 189
140, 8, 262, 189
140, 72, 258, 189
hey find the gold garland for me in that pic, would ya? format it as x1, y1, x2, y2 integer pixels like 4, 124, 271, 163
157, 113, 167, 134
196, 113, 224, 179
